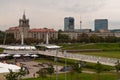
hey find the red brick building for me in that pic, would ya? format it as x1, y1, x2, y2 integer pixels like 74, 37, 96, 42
6, 13, 58, 42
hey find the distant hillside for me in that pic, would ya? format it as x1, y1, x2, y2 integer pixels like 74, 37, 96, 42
59, 43, 120, 51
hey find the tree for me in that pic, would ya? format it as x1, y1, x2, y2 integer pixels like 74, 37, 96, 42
105, 36, 117, 43
5, 69, 19, 80
72, 62, 82, 80
18, 66, 29, 80
5, 66, 29, 80
89, 34, 101, 43
3, 33, 15, 45
36, 68, 48, 79
73, 62, 82, 73
58, 33, 70, 43
95, 61, 103, 80
115, 60, 120, 80
78, 33, 89, 43
0, 31, 5, 44
46, 64, 54, 80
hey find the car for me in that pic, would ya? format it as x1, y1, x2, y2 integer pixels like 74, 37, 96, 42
60, 66, 72, 72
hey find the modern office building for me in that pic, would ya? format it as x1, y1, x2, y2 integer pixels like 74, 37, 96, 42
95, 19, 108, 32
64, 17, 74, 32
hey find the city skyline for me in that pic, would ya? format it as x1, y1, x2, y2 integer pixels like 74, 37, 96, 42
0, 0, 120, 31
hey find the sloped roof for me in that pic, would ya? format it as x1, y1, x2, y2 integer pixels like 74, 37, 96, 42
29, 28, 56, 32
7, 26, 20, 31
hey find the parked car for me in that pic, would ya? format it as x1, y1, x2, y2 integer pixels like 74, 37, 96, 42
60, 66, 72, 72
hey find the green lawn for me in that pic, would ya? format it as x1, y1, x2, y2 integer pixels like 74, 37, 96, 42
77, 51, 120, 59
0, 48, 4, 52
59, 43, 120, 58
59, 43, 120, 51
24, 72, 118, 80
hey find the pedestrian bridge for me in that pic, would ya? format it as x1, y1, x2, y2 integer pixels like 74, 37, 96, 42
4, 50, 119, 66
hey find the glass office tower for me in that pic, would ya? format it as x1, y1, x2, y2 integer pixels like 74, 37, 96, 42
64, 17, 74, 32
95, 19, 108, 32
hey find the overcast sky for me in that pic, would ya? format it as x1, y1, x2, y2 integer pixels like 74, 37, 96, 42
0, 0, 120, 31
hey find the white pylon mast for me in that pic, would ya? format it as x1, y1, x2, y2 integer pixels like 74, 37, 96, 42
20, 28, 24, 45
21, 31, 24, 45
46, 32, 49, 44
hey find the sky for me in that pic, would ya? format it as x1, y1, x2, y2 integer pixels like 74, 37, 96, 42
0, 0, 120, 31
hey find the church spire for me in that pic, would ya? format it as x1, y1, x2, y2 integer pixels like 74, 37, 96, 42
23, 10, 26, 20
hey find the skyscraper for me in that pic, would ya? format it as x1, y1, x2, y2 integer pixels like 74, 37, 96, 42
95, 19, 108, 32
64, 17, 74, 32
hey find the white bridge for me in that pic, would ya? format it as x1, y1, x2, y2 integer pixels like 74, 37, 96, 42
4, 50, 119, 66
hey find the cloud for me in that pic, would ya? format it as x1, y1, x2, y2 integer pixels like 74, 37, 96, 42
37, 0, 106, 13
0, 0, 106, 14
62, 0, 105, 13
0, 0, 113, 31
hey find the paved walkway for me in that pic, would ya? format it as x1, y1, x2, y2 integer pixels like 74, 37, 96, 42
4, 50, 120, 66
38, 50, 119, 66
20, 61, 63, 78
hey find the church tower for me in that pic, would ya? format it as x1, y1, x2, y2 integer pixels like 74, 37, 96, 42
19, 11, 30, 27
19, 12, 30, 39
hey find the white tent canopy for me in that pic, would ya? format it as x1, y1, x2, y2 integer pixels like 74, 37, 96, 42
24, 54, 31, 57
31, 54, 38, 58
36, 44, 61, 49
0, 62, 20, 73
45, 45, 61, 49
0, 54, 6, 58
5, 45, 36, 50
13, 54, 21, 57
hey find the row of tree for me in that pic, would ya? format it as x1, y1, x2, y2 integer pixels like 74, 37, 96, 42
1, 30, 120, 45
57, 32, 120, 43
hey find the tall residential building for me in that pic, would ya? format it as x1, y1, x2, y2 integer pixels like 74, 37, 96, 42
95, 19, 108, 32
64, 17, 74, 32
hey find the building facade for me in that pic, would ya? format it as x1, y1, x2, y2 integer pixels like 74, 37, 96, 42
61, 31, 120, 40
95, 19, 108, 32
64, 17, 74, 32
6, 13, 58, 42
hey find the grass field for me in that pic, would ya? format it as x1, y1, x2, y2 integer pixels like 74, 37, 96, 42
59, 43, 120, 58
24, 72, 118, 80
0, 48, 4, 52
59, 43, 120, 51
77, 51, 120, 59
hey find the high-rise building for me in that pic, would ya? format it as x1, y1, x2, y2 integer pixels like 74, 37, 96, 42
95, 19, 108, 32
64, 17, 74, 32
